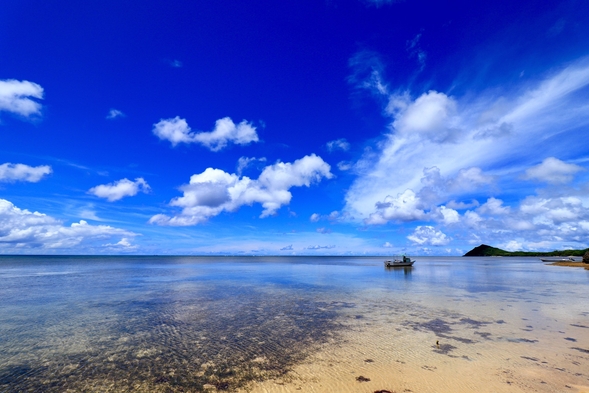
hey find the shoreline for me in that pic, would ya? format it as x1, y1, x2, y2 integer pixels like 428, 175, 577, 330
548, 261, 589, 269
241, 290, 589, 393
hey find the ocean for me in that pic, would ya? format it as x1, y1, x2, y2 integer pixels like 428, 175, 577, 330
0, 256, 588, 392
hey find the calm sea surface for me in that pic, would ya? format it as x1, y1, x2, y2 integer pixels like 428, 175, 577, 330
0, 256, 587, 392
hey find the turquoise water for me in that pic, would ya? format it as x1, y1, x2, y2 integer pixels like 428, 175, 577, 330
0, 256, 588, 392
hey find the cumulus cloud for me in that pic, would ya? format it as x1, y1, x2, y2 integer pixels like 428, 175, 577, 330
437, 206, 460, 224
104, 237, 137, 250
366, 189, 426, 225
407, 226, 450, 246
316, 227, 332, 234
363, 165, 494, 226
306, 245, 336, 250
0, 79, 44, 118
389, 91, 460, 143
344, 56, 589, 229
280, 244, 293, 251
477, 197, 510, 216
383, 241, 393, 248
88, 178, 151, 202
106, 109, 125, 119
326, 138, 350, 152
0, 199, 137, 251
310, 213, 320, 222
523, 157, 584, 184
0, 163, 52, 183
150, 154, 333, 226
153, 116, 259, 151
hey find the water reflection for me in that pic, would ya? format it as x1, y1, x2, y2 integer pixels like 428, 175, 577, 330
384, 265, 413, 278
1, 256, 588, 392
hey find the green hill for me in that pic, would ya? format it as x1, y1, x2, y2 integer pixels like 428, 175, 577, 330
464, 244, 588, 257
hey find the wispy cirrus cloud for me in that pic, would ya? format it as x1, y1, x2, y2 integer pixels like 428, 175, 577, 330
150, 154, 333, 226
406, 32, 426, 71
153, 116, 259, 151
0, 163, 52, 183
89, 178, 151, 202
0, 79, 44, 118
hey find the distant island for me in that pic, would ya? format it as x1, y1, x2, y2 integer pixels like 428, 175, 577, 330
464, 244, 588, 257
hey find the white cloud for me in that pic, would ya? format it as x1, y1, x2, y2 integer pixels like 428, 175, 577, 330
383, 241, 393, 248
389, 90, 460, 143
0, 79, 44, 117
365, 189, 427, 225
310, 213, 320, 222
316, 227, 332, 234
236, 156, 266, 176
306, 245, 336, 250
344, 57, 589, 226
106, 109, 125, 119
0, 199, 137, 251
407, 226, 450, 246
438, 206, 460, 224
153, 116, 259, 151
328, 211, 340, 221
477, 197, 510, 216
0, 163, 52, 183
88, 178, 151, 202
337, 161, 353, 171
150, 154, 333, 226
280, 244, 293, 251
503, 240, 523, 252
523, 157, 584, 184
326, 138, 350, 152
446, 200, 480, 210
104, 237, 137, 250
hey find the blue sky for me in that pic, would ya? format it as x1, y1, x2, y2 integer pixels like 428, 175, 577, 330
1, 0, 589, 255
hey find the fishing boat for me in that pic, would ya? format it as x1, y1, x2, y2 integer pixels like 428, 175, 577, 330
384, 256, 415, 267
540, 256, 576, 262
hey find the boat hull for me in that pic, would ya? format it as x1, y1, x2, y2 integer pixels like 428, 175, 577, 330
384, 260, 414, 267
540, 258, 575, 262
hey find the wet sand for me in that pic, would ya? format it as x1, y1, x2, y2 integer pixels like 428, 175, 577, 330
548, 262, 589, 269
243, 294, 589, 393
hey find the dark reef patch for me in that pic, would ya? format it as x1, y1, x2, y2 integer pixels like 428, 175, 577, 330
0, 285, 347, 393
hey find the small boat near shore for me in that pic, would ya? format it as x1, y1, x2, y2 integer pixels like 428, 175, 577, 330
540, 257, 576, 262
384, 256, 415, 267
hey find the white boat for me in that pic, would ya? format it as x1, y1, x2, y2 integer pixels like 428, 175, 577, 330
540, 256, 576, 262
384, 256, 415, 267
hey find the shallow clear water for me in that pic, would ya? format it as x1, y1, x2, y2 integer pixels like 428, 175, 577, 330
0, 256, 588, 392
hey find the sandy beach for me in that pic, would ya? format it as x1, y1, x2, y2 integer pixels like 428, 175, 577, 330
549, 262, 589, 270
243, 292, 589, 393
